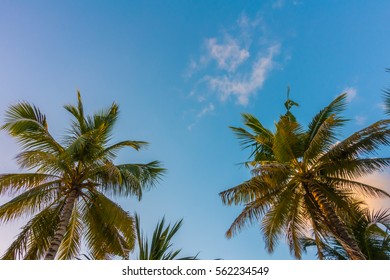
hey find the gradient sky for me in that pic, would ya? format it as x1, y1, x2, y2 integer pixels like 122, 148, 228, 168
1, 0, 390, 260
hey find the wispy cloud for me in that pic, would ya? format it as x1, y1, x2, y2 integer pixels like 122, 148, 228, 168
207, 37, 250, 72
187, 13, 281, 106
342, 86, 357, 102
197, 103, 214, 118
187, 103, 215, 131
208, 44, 279, 105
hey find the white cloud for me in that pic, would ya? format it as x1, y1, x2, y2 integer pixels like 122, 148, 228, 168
197, 103, 214, 118
185, 13, 281, 130
207, 37, 250, 72
342, 86, 357, 102
208, 44, 279, 105
188, 103, 215, 131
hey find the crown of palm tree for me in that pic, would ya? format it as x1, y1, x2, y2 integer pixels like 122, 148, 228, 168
221, 93, 390, 259
0, 92, 165, 259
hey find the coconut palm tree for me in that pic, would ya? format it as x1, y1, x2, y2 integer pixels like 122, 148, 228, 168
220, 93, 390, 260
301, 208, 390, 259
133, 214, 198, 260
0, 92, 164, 260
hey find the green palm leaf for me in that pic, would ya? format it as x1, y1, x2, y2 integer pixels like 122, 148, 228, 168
135, 214, 198, 260
0, 93, 164, 259
222, 90, 390, 259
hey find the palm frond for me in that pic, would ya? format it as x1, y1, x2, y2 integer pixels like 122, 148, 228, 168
0, 173, 60, 196
135, 214, 197, 260
320, 158, 390, 180
82, 191, 134, 259
273, 116, 304, 162
0, 181, 61, 223
303, 114, 344, 165
56, 200, 83, 259
286, 194, 306, 259
1, 204, 61, 260
1, 102, 63, 153
98, 161, 165, 199
63, 91, 87, 135
323, 119, 390, 161
15, 150, 71, 174
323, 177, 390, 199
261, 186, 298, 253
306, 93, 348, 145
102, 140, 149, 160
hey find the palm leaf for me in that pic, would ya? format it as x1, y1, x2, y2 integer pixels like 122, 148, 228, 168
56, 200, 83, 259
0, 181, 60, 223
135, 214, 197, 260
2, 204, 61, 260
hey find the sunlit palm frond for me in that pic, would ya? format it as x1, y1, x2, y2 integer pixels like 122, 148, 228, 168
324, 119, 390, 161
98, 161, 165, 199
323, 177, 390, 199
0, 182, 61, 223
320, 158, 390, 180
56, 201, 83, 260
230, 113, 274, 159
102, 140, 149, 159
82, 191, 134, 259
225, 193, 278, 239
2, 204, 61, 260
306, 93, 348, 145
15, 150, 71, 174
0, 173, 60, 195
1, 102, 63, 153
135, 214, 198, 260
261, 186, 299, 254
273, 116, 304, 162
220, 179, 265, 206
303, 115, 344, 165
285, 194, 306, 259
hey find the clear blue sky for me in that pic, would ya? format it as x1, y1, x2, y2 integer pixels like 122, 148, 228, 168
1, 0, 389, 259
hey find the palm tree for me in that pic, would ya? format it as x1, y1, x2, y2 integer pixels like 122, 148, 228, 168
301, 208, 390, 259
220, 92, 390, 260
0, 92, 164, 260
133, 214, 198, 260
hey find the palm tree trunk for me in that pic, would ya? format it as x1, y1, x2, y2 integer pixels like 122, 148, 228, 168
44, 190, 77, 260
311, 189, 366, 260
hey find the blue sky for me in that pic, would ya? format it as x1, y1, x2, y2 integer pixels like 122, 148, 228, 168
1, 0, 390, 259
